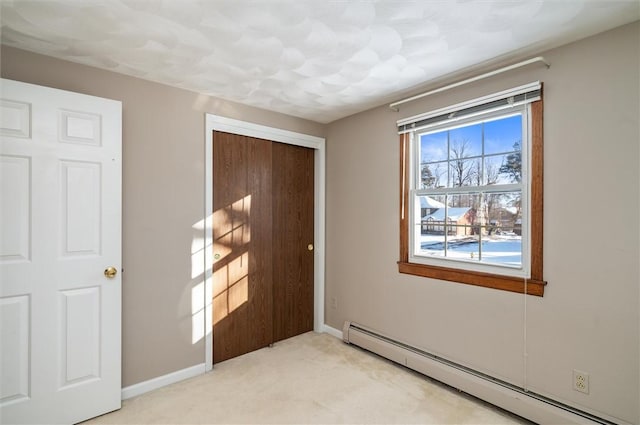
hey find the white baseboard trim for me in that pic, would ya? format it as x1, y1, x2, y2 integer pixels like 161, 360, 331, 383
321, 324, 343, 340
121, 363, 206, 400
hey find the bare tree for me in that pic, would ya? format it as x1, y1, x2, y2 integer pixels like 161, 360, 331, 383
484, 161, 501, 229
485, 161, 499, 185
450, 139, 476, 188
473, 159, 482, 186
432, 163, 445, 188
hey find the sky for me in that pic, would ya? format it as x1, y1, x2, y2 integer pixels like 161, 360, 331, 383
419, 113, 523, 187
420, 113, 522, 163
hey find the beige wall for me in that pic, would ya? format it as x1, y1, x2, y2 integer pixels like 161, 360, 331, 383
0, 46, 325, 387
325, 22, 639, 424
2, 21, 638, 423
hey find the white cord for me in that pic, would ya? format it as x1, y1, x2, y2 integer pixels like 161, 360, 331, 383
523, 275, 528, 392
401, 134, 407, 220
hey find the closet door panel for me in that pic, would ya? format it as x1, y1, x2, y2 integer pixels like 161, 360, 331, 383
272, 142, 314, 342
212, 132, 273, 363
245, 137, 274, 352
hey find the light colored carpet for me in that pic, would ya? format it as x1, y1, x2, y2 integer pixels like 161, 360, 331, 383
84, 332, 531, 424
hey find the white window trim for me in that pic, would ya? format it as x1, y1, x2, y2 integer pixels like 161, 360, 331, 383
407, 105, 532, 279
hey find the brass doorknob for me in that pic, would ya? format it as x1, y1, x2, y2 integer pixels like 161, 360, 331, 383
104, 266, 117, 279
307, 244, 314, 251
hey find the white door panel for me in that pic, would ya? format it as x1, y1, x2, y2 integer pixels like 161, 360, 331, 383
0, 155, 30, 261
0, 295, 30, 404
0, 78, 122, 424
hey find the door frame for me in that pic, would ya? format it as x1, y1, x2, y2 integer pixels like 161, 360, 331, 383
204, 114, 326, 371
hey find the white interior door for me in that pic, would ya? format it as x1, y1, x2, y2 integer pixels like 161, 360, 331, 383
0, 79, 122, 424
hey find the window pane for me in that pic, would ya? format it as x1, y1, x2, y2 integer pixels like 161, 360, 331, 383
449, 123, 481, 157
482, 191, 522, 266
420, 163, 446, 189
483, 155, 502, 185
480, 226, 522, 267
415, 205, 446, 257
418, 230, 446, 258
417, 195, 446, 222
446, 227, 479, 262
485, 191, 521, 228
416, 194, 480, 258
496, 149, 522, 184
448, 193, 481, 211
486, 153, 522, 185
415, 191, 523, 267
420, 131, 448, 162
448, 158, 480, 187
484, 114, 522, 155
417, 194, 449, 257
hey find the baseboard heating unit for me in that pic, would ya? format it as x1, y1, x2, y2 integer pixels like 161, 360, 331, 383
342, 321, 623, 425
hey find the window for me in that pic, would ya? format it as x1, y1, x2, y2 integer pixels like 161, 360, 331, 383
398, 83, 546, 296
415, 111, 525, 272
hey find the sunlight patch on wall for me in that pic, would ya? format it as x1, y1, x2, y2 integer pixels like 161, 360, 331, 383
191, 280, 205, 344
191, 214, 214, 345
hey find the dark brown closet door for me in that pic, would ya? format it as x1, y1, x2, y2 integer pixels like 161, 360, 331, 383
212, 132, 273, 363
272, 142, 314, 342
212, 132, 314, 363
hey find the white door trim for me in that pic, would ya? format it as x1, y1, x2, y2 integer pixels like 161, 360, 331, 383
204, 114, 326, 371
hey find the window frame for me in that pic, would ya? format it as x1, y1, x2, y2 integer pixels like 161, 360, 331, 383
398, 93, 546, 296
409, 107, 529, 277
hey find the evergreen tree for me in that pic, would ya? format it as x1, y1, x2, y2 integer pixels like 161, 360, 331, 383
499, 141, 522, 183
421, 164, 436, 188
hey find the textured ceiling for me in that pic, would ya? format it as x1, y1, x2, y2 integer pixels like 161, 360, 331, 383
1, 1, 638, 123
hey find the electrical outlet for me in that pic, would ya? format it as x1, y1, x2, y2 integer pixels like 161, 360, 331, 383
330, 297, 338, 309
573, 370, 589, 394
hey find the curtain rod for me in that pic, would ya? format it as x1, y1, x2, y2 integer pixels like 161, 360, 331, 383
389, 56, 550, 112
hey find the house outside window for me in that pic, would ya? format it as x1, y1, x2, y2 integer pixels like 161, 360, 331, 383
398, 83, 546, 296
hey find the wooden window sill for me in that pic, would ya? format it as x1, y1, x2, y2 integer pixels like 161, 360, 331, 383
398, 261, 546, 296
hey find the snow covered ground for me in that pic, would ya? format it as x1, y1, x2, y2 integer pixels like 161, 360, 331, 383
418, 234, 522, 266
